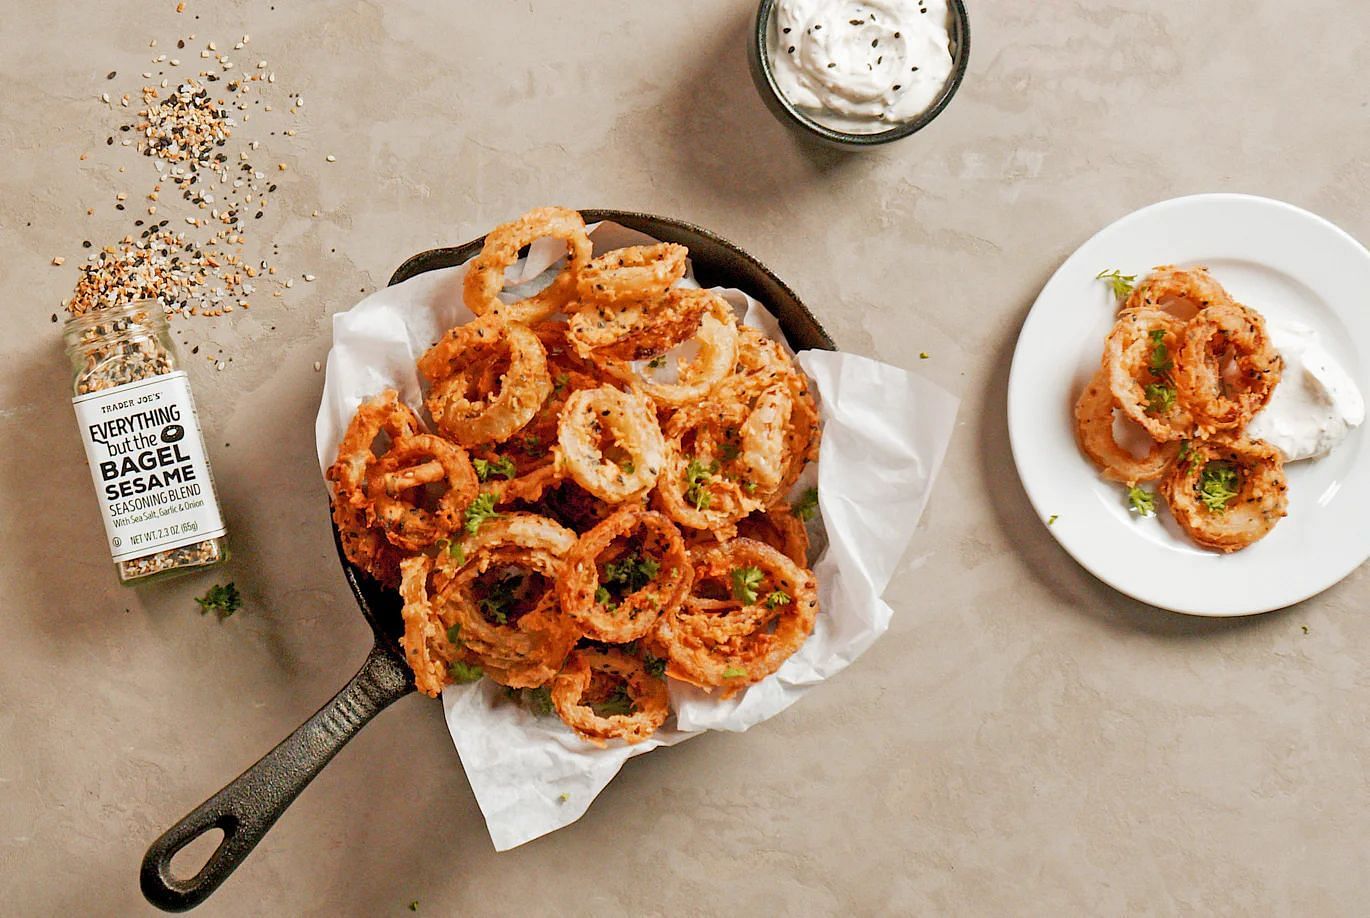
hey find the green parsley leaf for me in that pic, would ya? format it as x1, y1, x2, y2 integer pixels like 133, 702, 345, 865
643, 653, 667, 678
1096, 268, 1137, 299
1148, 328, 1172, 376
473, 456, 517, 481
195, 582, 242, 619
731, 566, 764, 604
764, 590, 792, 609
520, 434, 543, 457
1047, 514, 1059, 526
513, 685, 554, 716
1178, 439, 1193, 463
1197, 461, 1240, 514
646, 355, 667, 369
477, 572, 523, 624
1127, 485, 1156, 517
447, 540, 466, 565
792, 486, 819, 522
591, 686, 636, 717
684, 458, 719, 511
445, 623, 462, 646
722, 665, 747, 678
603, 553, 660, 594
619, 459, 635, 475
594, 584, 615, 610
463, 492, 501, 535
553, 372, 571, 393
447, 660, 484, 684
719, 440, 741, 463
1144, 382, 1176, 415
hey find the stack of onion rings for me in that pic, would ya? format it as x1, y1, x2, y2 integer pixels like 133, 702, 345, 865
328, 207, 824, 743
1076, 265, 1288, 551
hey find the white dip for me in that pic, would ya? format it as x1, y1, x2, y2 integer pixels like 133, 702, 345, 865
769, 0, 955, 134
1247, 320, 1365, 461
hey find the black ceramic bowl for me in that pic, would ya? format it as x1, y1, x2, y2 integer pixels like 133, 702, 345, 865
748, 0, 970, 149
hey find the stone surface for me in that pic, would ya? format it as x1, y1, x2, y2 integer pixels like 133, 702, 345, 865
3, 0, 1369, 915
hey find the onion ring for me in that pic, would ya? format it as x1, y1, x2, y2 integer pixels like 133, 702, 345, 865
1160, 437, 1288, 552
1074, 369, 1178, 485
364, 433, 478, 552
419, 316, 553, 448
653, 397, 760, 532
399, 555, 465, 697
557, 508, 692, 643
600, 293, 740, 407
326, 389, 423, 497
462, 206, 592, 323
651, 538, 818, 697
574, 243, 688, 305
1173, 302, 1283, 435
1103, 308, 1194, 442
566, 286, 711, 361
431, 513, 580, 688
1123, 264, 1235, 317
556, 385, 666, 503
332, 497, 404, 588
551, 648, 669, 747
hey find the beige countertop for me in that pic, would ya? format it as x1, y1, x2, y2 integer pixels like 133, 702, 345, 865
3, 0, 1368, 914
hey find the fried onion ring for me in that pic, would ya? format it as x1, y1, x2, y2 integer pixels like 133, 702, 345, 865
566, 286, 711, 361
399, 555, 465, 697
462, 206, 592, 323
1160, 437, 1288, 552
1103, 308, 1194, 442
735, 507, 811, 567
419, 316, 553, 448
332, 497, 404, 588
574, 243, 688, 305
600, 293, 740, 407
364, 433, 478, 552
651, 538, 818, 697
556, 385, 666, 503
1123, 264, 1235, 317
326, 389, 423, 497
557, 508, 692, 643
1074, 369, 1178, 485
432, 513, 580, 688
551, 648, 669, 746
1173, 302, 1283, 435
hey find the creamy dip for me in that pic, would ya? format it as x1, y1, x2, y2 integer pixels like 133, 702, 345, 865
1247, 321, 1364, 461
769, 0, 955, 134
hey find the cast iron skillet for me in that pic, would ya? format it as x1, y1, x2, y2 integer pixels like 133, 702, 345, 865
139, 210, 835, 911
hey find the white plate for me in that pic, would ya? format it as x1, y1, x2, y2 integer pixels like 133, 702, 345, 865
1008, 194, 1370, 616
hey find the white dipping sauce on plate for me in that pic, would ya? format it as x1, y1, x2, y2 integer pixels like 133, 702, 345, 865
769, 0, 955, 134
1247, 321, 1365, 461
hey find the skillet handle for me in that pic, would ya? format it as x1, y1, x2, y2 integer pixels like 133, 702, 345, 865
140, 644, 415, 912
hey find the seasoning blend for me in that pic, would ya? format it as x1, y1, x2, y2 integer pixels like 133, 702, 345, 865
65, 301, 228, 583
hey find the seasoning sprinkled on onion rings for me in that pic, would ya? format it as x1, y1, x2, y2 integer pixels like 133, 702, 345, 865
1174, 302, 1282, 436
575, 243, 688, 306
556, 385, 665, 503
1160, 436, 1288, 552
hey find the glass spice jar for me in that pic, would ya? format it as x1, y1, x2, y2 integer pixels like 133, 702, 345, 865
65, 301, 228, 584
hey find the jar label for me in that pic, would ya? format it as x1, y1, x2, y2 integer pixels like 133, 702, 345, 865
72, 371, 227, 562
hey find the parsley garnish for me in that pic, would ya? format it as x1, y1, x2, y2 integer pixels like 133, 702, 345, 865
446, 623, 462, 646
643, 653, 667, 678
792, 486, 819, 522
1197, 461, 1240, 514
477, 572, 524, 624
594, 584, 615, 610
603, 553, 659, 593
764, 590, 792, 609
646, 355, 667, 369
473, 456, 517, 481
448, 660, 484, 684
591, 686, 636, 717
553, 372, 570, 393
520, 434, 543, 456
1145, 382, 1176, 415
1047, 514, 1059, 526
1096, 268, 1137, 299
463, 492, 501, 535
684, 458, 719, 511
731, 566, 764, 604
722, 665, 746, 678
1178, 439, 1193, 463
619, 459, 635, 475
195, 582, 241, 619
719, 440, 741, 463
1148, 328, 1172, 376
511, 685, 554, 716
1127, 485, 1156, 517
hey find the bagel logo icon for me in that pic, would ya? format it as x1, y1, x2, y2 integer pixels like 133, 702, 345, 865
160, 424, 185, 443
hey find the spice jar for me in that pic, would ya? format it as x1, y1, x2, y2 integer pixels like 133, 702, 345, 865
65, 301, 228, 584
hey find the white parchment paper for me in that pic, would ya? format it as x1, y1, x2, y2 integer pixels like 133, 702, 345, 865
315, 222, 958, 850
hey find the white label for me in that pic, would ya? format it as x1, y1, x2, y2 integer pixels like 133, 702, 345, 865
72, 371, 226, 562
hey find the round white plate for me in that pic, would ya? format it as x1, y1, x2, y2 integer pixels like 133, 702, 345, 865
1008, 194, 1370, 615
